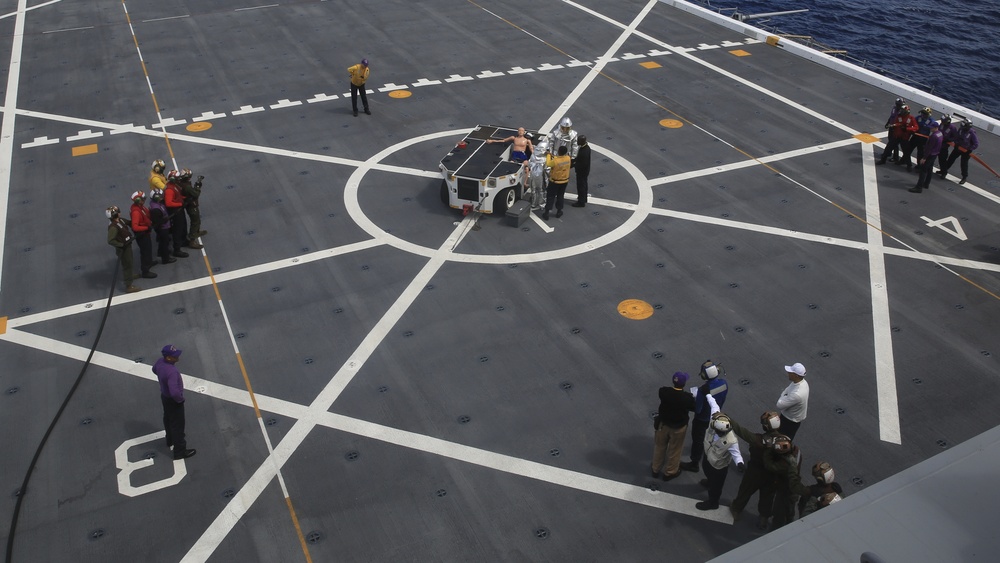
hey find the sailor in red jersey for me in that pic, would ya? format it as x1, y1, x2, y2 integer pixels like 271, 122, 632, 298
164, 170, 203, 255
129, 190, 157, 279
877, 105, 918, 165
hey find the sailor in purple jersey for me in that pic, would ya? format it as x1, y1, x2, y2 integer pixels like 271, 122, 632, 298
936, 115, 958, 174
940, 120, 980, 185
910, 120, 943, 193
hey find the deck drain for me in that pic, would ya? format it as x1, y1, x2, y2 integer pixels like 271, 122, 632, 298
143, 451, 156, 460
851, 476, 864, 486
891, 326, 900, 332
797, 264, 807, 269
403, 330, 414, 336
729, 282, 739, 288
721, 213, 730, 218
73, 265, 83, 271
304, 358, 313, 365
653, 304, 663, 310
590, 211, 600, 216
271, 286, 281, 292
266, 418, 278, 426
236, 332, 246, 339
6, 387, 19, 395
89, 528, 106, 541
725, 245, 736, 251
652, 352, 663, 359
246, 230, 254, 235
333, 308, 343, 314
819, 351, 831, 358
11, 488, 20, 498
658, 197, 666, 203
534, 528, 550, 540
457, 415, 471, 424
508, 264, 518, 268
739, 378, 751, 386
521, 227, 530, 232
435, 489, 447, 497
76, 330, 88, 337
495, 306, 504, 312
981, 350, 992, 357
306, 531, 321, 544
912, 378, 922, 385
954, 304, 964, 310
549, 448, 561, 457
657, 228, 664, 232
570, 328, 580, 334
425, 284, 434, 290
655, 263, 665, 268
733, 326, 745, 333
479, 356, 489, 363
560, 382, 573, 391
222, 488, 235, 499
20, 307, 29, 313
361, 265, 369, 271
936, 440, 948, 448
648, 483, 660, 492
80, 417, 92, 425
344, 451, 360, 461
378, 385, 389, 393
579, 282, 589, 288
173, 308, 185, 315
807, 303, 818, 310
835, 407, 845, 414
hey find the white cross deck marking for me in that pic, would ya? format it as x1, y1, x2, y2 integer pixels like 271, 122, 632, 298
2, 0, 999, 561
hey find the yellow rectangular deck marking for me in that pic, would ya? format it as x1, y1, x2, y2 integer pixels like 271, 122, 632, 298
854, 133, 880, 144
729, 49, 751, 57
0, 316, 6, 335
72, 144, 98, 156
639, 61, 662, 69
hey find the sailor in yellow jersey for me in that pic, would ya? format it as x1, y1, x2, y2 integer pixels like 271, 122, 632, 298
348, 58, 371, 117
149, 159, 167, 191
542, 146, 572, 220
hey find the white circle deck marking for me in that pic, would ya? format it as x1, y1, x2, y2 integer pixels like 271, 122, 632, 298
344, 129, 653, 264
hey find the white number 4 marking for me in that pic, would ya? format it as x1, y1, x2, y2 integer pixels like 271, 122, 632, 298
920, 216, 967, 241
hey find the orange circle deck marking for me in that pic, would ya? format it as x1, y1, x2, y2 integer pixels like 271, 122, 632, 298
389, 90, 411, 98
659, 119, 683, 129
618, 299, 654, 320
187, 122, 212, 132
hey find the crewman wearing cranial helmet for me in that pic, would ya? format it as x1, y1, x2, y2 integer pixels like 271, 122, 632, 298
727, 410, 785, 525
106, 205, 140, 293
148, 188, 177, 265
129, 190, 157, 280
798, 461, 845, 517
763, 433, 811, 530
149, 159, 167, 191
164, 170, 203, 256
693, 393, 743, 511
681, 359, 729, 473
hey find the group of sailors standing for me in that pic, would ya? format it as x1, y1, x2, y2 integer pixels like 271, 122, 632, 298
878, 98, 980, 191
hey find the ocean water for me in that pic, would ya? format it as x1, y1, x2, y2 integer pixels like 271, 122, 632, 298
693, 0, 1000, 120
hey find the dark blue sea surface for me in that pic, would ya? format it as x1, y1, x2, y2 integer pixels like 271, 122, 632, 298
694, 0, 1000, 119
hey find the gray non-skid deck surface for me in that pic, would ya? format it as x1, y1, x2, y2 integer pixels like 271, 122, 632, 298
1, 1, 999, 561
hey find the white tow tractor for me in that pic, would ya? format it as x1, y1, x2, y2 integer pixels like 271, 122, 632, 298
439, 125, 544, 214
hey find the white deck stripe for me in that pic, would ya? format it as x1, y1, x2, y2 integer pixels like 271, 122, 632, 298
862, 144, 901, 444
0, 0, 28, 296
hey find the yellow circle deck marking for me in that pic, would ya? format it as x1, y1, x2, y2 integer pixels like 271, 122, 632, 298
659, 119, 683, 129
187, 122, 213, 132
389, 90, 412, 98
618, 299, 654, 320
